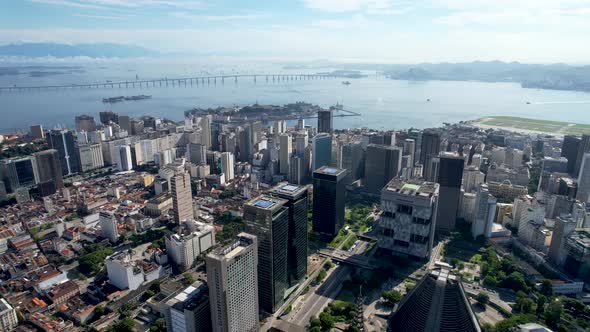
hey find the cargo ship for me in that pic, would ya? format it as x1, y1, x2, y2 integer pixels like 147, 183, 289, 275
102, 95, 152, 104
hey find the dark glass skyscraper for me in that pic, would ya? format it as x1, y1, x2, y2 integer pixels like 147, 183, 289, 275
312, 166, 346, 237
364, 144, 402, 194
317, 110, 333, 134
34, 149, 63, 196
46, 129, 81, 176
419, 130, 441, 172
243, 196, 289, 314
574, 134, 590, 177
271, 183, 308, 287
562, 135, 581, 175
435, 153, 464, 233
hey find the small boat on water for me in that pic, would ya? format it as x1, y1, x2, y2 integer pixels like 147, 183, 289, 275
526, 101, 531, 104
342, 81, 351, 85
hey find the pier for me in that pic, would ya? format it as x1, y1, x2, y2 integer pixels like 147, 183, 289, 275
0, 73, 347, 93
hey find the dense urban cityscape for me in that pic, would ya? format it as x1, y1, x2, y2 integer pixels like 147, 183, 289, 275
0, 103, 589, 332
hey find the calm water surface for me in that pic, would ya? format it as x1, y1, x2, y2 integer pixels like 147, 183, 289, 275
1, 61, 589, 132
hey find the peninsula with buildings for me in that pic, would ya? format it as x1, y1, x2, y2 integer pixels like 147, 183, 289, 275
0, 105, 589, 332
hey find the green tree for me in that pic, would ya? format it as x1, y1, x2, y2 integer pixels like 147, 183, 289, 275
316, 269, 327, 283
501, 272, 528, 292
108, 317, 135, 332
515, 296, 535, 314
494, 314, 535, 332
309, 327, 322, 332
150, 318, 166, 332
182, 272, 195, 285
381, 290, 403, 306
539, 280, 554, 297
319, 312, 335, 331
476, 292, 489, 306
93, 305, 105, 318
310, 315, 321, 328
544, 300, 563, 329
535, 295, 547, 317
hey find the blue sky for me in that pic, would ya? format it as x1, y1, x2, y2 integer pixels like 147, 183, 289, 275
1, 0, 590, 63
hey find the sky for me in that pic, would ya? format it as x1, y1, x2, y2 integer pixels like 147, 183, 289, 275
1, 0, 590, 63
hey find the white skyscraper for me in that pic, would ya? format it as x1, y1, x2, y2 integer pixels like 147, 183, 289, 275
471, 184, 497, 239
200, 115, 212, 149
117, 145, 133, 171
206, 233, 259, 332
221, 152, 235, 181
100, 210, 119, 243
279, 133, 292, 175
577, 153, 590, 203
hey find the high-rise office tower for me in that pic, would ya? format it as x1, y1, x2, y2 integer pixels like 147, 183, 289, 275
435, 153, 464, 233
220, 152, 235, 181
200, 115, 212, 149
548, 215, 577, 267
75, 114, 96, 132
577, 153, 590, 204
47, 129, 81, 176
574, 134, 590, 177
238, 126, 252, 162
312, 133, 332, 172
271, 183, 308, 287
118, 115, 131, 133
129, 118, 144, 135
99, 111, 119, 125
341, 141, 364, 185
117, 145, 133, 171
171, 170, 193, 223
243, 196, 289, 314
163, 281, 212, 332
562, 135, 581, 175
33, 149, 63, 196
279, 133, 292, 176
462, 165, 485, 193
364, 144, 402, 194
403, 139, 416, 165
211, 121, 222, 151
206, 233, 259, 332
312, 166, 346, 237
30, 124, 44, 140
188, 143, 206, 165
78, 143, 104, 172
0, 157, 38, 192
289, 155, 305, 185
295, 132, 308, 157
419, 130, 441, 170
317, 110, 333, 134
99, 210, 119, 243
471, 184, 497, 239
378, 179, 439, 259
274, 120, 287, 135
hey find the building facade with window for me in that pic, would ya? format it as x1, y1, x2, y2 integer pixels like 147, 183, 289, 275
377, 178, 439, 259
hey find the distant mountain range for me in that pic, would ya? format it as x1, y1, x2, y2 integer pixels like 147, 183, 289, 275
0, 42, 157, 58
291, 60, 590, 93
381, 61, 590, 92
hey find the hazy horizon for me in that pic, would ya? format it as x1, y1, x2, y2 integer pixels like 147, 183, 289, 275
2, 1, 590, 64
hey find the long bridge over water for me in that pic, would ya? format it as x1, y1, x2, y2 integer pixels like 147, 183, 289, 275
0, 73, 351, 93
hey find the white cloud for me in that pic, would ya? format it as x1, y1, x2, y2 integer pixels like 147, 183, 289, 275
29, 0, 107, 10
74, 13, 134, 19
170, 11, 268, 21
28, 0, 205, 10
311, 15, 369, 29
301, 0, 407, 14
